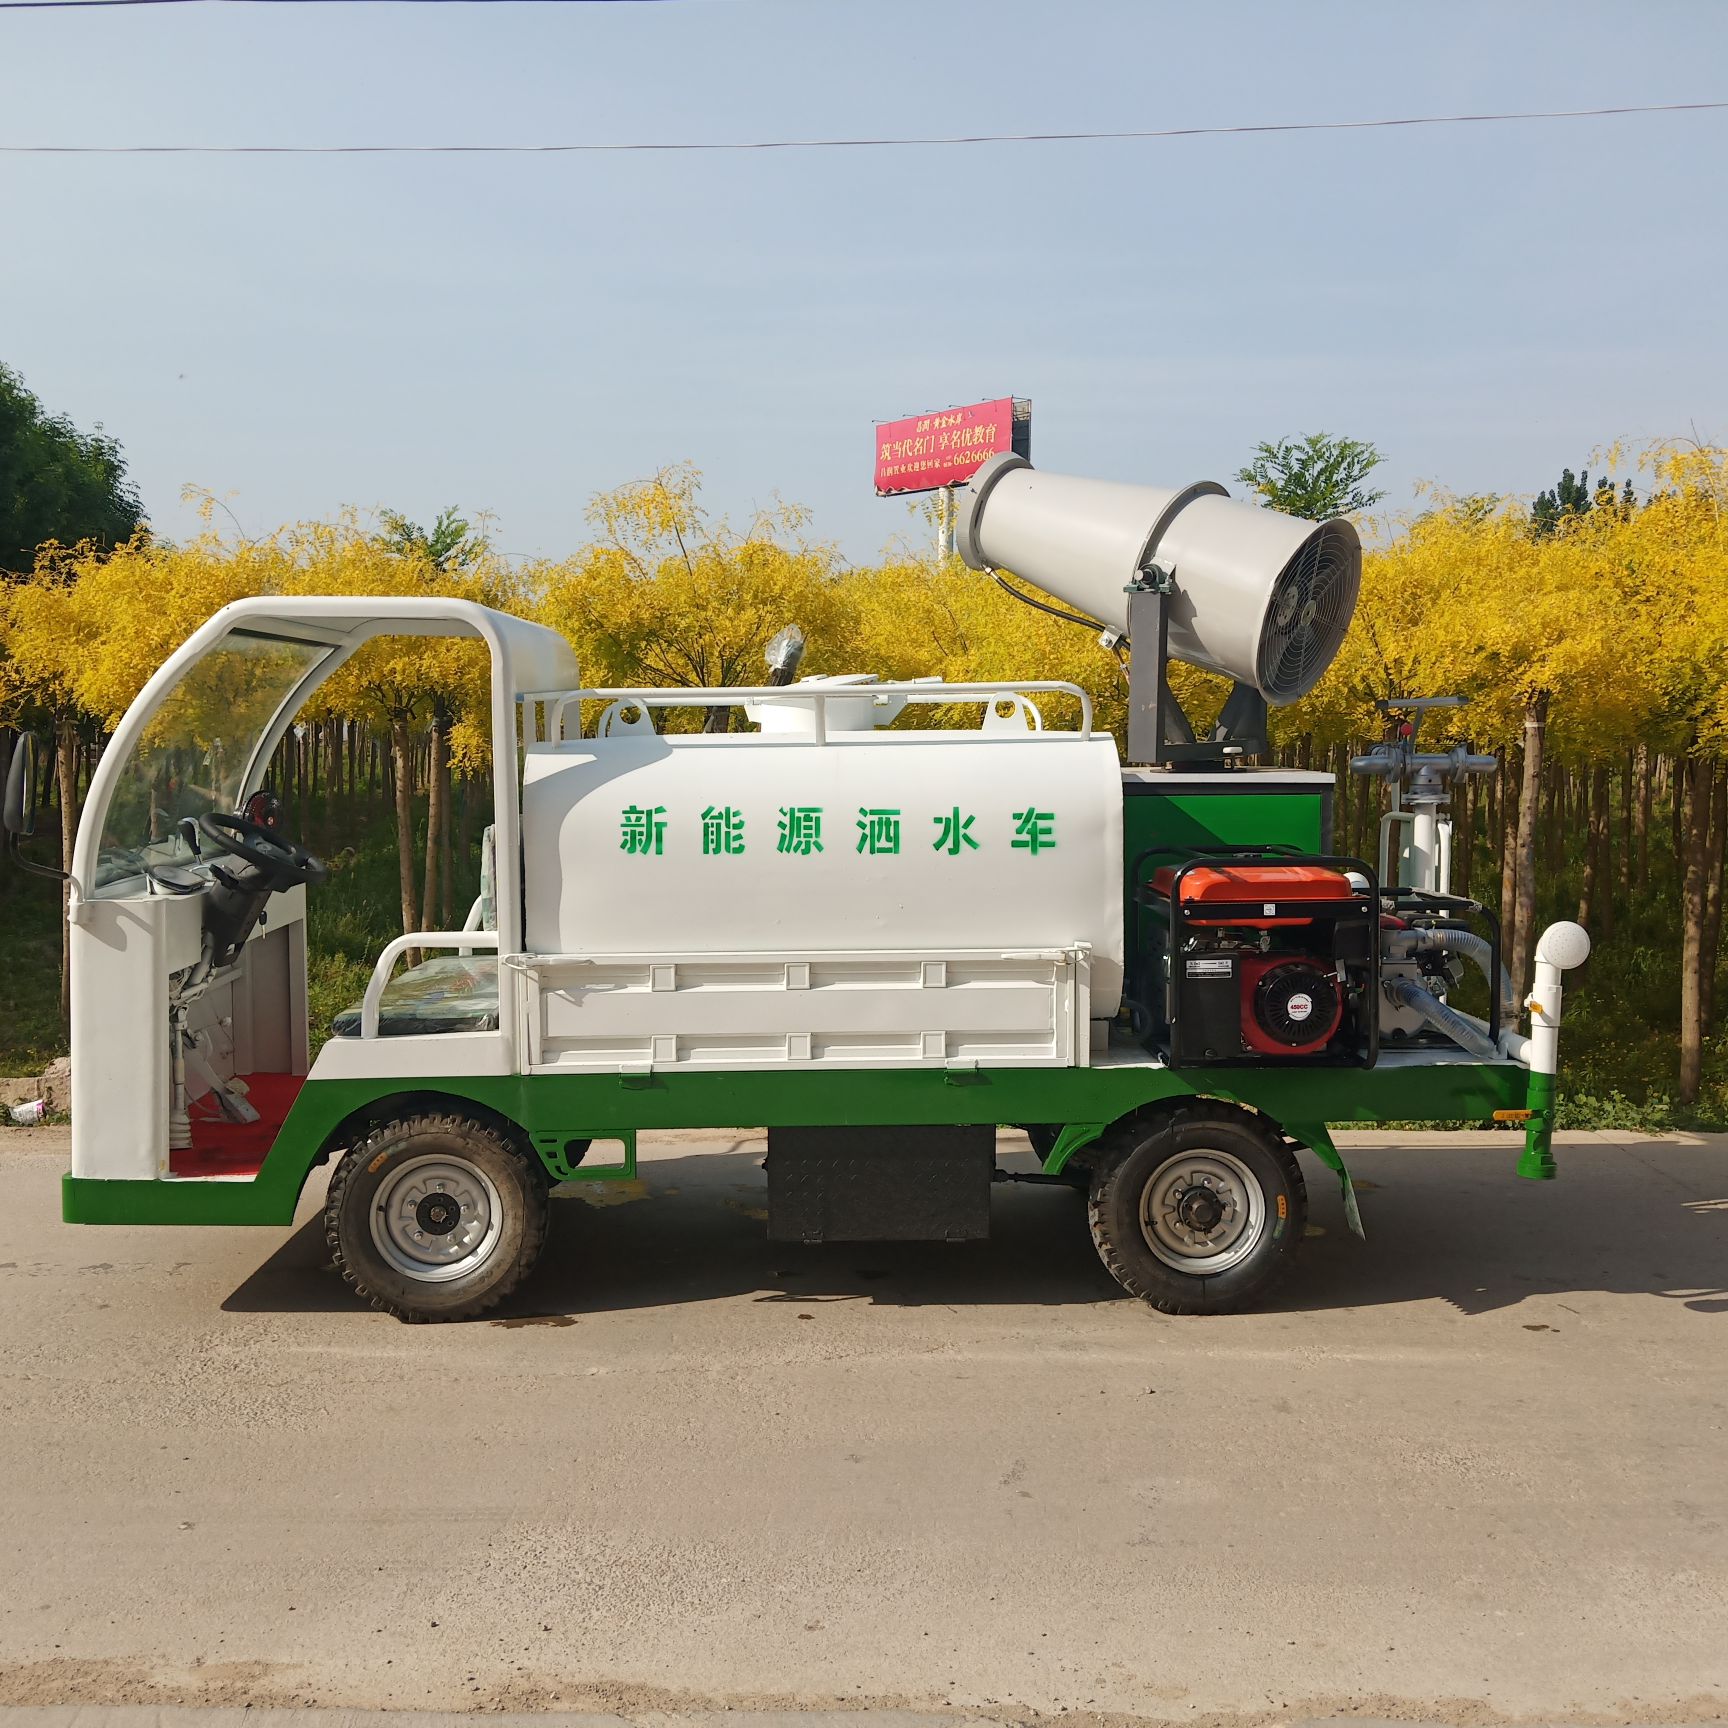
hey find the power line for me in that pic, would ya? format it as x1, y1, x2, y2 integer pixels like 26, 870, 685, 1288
0, 98, 1723, 153
2, 0, 685, 7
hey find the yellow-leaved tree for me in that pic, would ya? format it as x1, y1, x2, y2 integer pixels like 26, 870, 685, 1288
536, 465, 854, 732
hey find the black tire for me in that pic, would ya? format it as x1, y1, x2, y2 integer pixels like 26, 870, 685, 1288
1086, 1101, 1305, 1314
324, 1112, 550, 1322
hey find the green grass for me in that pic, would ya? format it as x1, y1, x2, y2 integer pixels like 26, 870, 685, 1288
0, 880, 71, 1076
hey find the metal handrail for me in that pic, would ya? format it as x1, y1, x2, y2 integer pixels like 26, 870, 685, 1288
359, 930, 500, 1039
531, 680, 1094, 746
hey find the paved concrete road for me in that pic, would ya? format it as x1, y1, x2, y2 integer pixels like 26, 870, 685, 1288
1, 1123, 1725, 1725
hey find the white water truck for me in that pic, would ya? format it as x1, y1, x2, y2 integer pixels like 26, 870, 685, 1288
2, 454, 1589, 1320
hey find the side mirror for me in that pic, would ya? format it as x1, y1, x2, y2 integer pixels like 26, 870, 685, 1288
3, 734, 39, 838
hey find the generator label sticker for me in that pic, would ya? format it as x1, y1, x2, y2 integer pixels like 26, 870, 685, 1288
1287, 992, 1314, 1021
1186, 957, 1233, 977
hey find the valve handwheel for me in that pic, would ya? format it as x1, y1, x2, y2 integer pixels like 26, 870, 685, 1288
197, 810, 328, 889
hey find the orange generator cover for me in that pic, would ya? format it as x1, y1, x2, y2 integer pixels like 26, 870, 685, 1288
1149, 863, 1354, 925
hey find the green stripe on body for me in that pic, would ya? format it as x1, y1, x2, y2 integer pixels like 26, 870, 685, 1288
63, 1057, 1533, 1227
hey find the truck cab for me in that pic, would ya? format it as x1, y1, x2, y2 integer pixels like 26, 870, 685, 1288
64, 597, 577, 1191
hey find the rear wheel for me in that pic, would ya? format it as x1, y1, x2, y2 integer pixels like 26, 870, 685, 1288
325, 1112, 549, 1322
1087, 1102, 1305, 1314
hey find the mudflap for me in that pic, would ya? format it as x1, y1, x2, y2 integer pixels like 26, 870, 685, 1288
1288, 1122, 1364, 1240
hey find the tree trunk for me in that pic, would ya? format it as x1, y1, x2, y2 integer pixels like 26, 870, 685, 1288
1634, 745, 1651, 894
0, 731, 10, 904
57, 719, 79, 1018
455, 771, 484, 926
1679, 753, 1711, 1105
1592, 761, 1614, 940
1454, 773, 1473, 899
1701, 765, 1727, 1033
1672, 754, 1686, 875
320, 722, 338, 854
1509, 696, 1549, 999
1577, 767, 1600, 933
1334, 743, 1351, 858
420, 717, 447, 933
1499, 751, 1518, 940
390, 718, 419, 956
1619, 751, 1633, 898
438, 745, 454, 929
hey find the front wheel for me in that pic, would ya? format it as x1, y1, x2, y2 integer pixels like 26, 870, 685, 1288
1087, 1103, 1305, 1314
325, 1112, 549, 1322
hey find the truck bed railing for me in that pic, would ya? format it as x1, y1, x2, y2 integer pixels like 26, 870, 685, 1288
519, 680, 1095, 746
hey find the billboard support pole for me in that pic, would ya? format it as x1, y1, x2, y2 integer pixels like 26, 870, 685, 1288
937, 486, 956, 561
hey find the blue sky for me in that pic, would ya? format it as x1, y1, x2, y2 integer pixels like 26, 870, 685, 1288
1, 0, 1724, 563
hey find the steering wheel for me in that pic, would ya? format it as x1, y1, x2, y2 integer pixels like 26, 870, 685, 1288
197, 811, 328, 889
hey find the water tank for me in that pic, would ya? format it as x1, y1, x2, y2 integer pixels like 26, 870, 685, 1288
520, 727, 1125, 1011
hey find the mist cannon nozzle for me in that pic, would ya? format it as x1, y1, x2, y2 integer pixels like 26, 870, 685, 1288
956, 452, 1362, 704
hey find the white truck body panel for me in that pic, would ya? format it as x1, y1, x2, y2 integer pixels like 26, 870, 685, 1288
520, 729, 1125, 1026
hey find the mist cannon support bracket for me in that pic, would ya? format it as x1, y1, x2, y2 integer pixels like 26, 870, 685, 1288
1124, 578, 1268, 769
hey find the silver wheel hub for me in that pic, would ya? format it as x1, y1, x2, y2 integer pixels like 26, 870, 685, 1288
1139, 1149, 1267, 1274
371, 1153, 504, 1284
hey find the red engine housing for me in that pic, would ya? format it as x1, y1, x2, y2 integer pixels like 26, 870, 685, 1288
1238, 953, 1343, 1056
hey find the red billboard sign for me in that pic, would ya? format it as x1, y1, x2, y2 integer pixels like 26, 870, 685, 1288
874, 396, 1019, 496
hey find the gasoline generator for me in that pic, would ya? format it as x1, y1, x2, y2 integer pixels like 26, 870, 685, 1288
1134, 850, 1380, 1067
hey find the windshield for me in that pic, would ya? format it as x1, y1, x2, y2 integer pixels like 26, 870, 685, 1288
93, 631, 329, 890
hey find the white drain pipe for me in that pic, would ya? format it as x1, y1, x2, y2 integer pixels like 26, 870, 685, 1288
1519, 920, 1592, 1179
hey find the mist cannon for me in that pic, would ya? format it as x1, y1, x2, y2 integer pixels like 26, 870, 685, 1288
956, 452, 1362, 765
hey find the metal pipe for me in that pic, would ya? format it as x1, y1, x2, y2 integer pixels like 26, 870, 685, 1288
1518, 920, 1593, 1179
1527, 921, 1593, 1080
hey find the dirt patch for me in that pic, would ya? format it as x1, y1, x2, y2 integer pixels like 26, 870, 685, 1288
0, 1662, 1721, 1725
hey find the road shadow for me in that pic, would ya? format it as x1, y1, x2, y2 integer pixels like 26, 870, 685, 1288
1279, 1138, 1728, 1317
222, 1139, 1728, 1322
222, 1143, 1114, 1317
